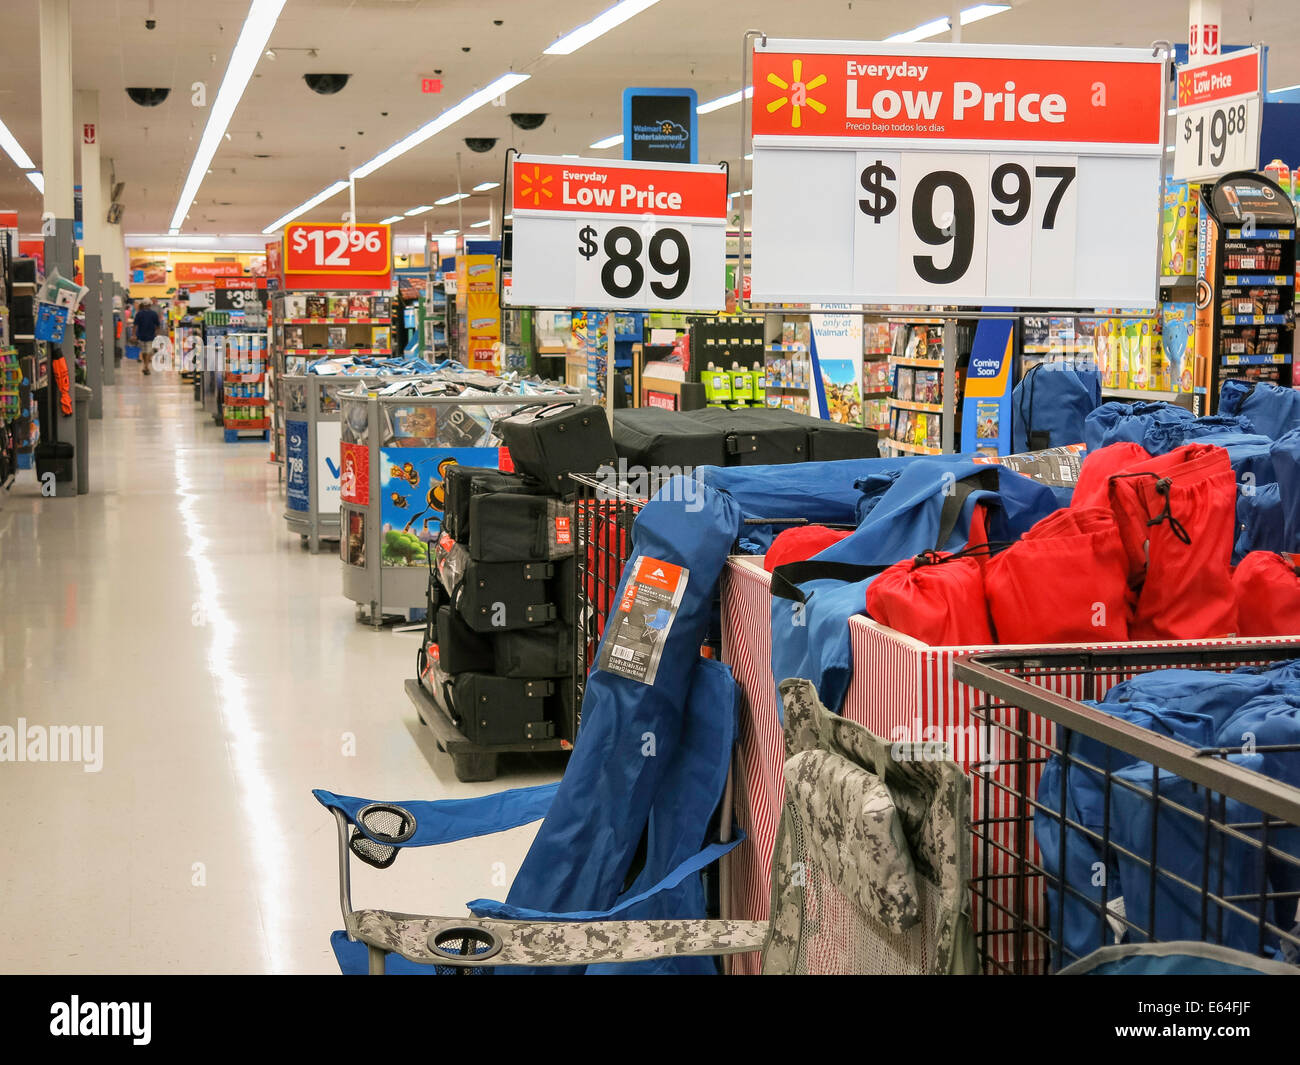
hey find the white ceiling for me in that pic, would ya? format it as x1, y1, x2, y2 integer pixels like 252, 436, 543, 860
0, 0, 1296, 241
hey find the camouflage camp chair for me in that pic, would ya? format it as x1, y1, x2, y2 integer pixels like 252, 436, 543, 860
762, 679, 977, 975
317, 786, 768, 973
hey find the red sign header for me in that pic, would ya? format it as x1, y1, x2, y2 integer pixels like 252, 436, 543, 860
1177, 48, 1260, 109
175, 261, 245, 282
512, 157, 727, 220
753, 45, 1164, 147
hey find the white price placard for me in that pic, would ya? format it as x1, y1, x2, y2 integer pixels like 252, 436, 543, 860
508, 155, 727, 311
1172, 48, 1262, 183
750, 41, 1165, 308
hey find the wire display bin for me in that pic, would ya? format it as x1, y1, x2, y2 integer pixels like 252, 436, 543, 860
339, 386, 592, 627
282, 374, 392, 552
953, 645, 1300, 975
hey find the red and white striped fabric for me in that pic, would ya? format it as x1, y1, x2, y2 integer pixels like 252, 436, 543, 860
720, 555, 1300, 974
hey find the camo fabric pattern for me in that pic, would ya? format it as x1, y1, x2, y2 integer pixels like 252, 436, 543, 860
347, 910, 769, 968
763, 678, 976, 975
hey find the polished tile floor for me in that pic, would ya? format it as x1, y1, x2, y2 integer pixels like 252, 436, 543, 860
0, 369, 560, 973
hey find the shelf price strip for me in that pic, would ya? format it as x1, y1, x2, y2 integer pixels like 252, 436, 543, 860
749, 41, 1166, 308
507, 154, 728, 312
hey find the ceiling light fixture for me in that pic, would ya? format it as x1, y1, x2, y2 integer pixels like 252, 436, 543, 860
405, 205, 434, 216
26, 171, 44, 194
589, 133, 624, 149
434, 192, 469, 205
959, 4, 1011, 25
472, 181, 500, 191
349, 71, 529, 180
379, 214, 403, 224
469, 219, 491, 228
543, 0, 661, 56
697, 86, 753, 115
443, 229, 459, 235
261, 178, 347, 234
170, 0, 286, 233
884, 4, 1009, 43
0, 114, 35, 170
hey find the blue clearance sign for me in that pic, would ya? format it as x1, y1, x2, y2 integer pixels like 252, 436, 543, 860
622, 87, 698, 164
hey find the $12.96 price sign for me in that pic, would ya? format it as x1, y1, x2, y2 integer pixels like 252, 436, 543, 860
507, 155, 727, 311
282, 222, 391, 284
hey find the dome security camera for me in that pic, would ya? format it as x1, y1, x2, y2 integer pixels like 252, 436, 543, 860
145, 18, 157, 29
303, 73, 351, 95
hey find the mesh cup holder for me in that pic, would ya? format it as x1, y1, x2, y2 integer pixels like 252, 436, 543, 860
426, 924, 503, 970
349, 803, 417, 870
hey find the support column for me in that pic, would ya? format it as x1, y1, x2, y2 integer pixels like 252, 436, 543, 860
40, 0, 77, 495
101, 268, 115, 384
77, 91, 102, 255
83, 254, 103, 416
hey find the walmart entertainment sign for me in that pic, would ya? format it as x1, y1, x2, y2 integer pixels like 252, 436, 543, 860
623, 87, 698, 164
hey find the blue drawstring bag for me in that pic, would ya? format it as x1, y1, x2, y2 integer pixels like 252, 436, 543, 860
1012, 362, 1102, 453
1220, 379, 1300, 441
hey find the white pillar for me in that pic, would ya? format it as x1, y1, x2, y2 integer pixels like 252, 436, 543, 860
39, 0, 74, 220
1188, 0, 1222, 60
77, 89, 102, 257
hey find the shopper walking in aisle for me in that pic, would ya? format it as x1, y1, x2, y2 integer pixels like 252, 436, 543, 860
133, 297, 160, 376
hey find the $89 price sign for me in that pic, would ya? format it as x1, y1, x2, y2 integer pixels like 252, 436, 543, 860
851, 150, 1079, 303
575, 222, 692, 303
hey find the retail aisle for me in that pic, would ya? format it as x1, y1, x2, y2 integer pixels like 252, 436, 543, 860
0, 374, 560, 973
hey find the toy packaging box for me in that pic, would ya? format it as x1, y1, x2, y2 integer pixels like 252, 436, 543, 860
1162, 178, 1199, 277
1160, 303, 1195, 394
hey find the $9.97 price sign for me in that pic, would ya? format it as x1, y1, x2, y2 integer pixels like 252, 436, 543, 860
508, 155, 727, 311
750, 40, 1166, 308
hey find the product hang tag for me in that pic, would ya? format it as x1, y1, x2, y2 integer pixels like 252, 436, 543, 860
596, 555, 688, 686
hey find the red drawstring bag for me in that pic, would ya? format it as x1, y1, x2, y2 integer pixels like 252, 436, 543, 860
1233, 552, 1300, 636
866, 544, 996, 646
764, 525, 853, 572
1106, 443, 1239, 640
985, 506, 1130, 643
1072, 441, 1151, 509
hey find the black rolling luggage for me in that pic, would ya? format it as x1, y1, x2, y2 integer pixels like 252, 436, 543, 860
499, 402, 616, 496
434, 604, 496, 674
754, 408, 881, 461
682, 408, 808, 465
442, 465, 545, 544
448, 673, 558, 744
446, 550, 556, 632
493, 621, 572, 678
467, 492, 575, 562
612, 407, 729, 470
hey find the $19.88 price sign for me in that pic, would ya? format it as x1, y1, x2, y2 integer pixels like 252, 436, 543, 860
1172, 48, 1262, 183
508, 155, 727, 311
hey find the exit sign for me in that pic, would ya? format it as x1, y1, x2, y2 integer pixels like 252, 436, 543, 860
421, 77, 443, 94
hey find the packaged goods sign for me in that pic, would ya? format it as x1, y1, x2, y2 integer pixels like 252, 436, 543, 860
750, 40, 1166, 309
1172, 47, 1262, 183
508, 154, 728, 312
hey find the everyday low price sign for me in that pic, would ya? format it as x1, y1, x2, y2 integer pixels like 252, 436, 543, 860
750, 41, 1165, 308
507, 155, 727, 311
281, 222, 392, 290
1172, 47, 1261, 183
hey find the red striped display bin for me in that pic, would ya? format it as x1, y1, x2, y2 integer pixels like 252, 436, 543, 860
720, 555, 1299, 974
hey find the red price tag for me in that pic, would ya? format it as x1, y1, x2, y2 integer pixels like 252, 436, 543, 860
283, 223, 391, 276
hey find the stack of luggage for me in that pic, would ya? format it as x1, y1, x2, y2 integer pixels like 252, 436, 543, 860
418, 402, 616, 748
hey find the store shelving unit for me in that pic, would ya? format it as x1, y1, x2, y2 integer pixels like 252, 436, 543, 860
222, 332, 269, 442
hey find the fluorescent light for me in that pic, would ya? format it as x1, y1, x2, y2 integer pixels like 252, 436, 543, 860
589, 133, 624, 149
544, 0, 661, 56
379, 214, 403, 224
26, 171, 44, 193
434, 192, 469, 205
959, 3, 1010, 25
261, 179, 347, 234
504, 214, 512, 222
443, 229, 459, 235
1270, 82, 1300, 94
744, 153, 753, 161
885, 16, 950, 42
562, 154, 580, 159
350, 72, 529, 180
169, 0, 285, 232
469, 219, 491, 228
697, 86, 753, 115
0, 115, 34, 170
472, 181, 500, 191
405, 205, 434, 216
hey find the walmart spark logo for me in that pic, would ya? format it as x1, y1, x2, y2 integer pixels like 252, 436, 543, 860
766, 59, 827, 129
1178, 70, 1193, 106
518, 165, 553, 207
